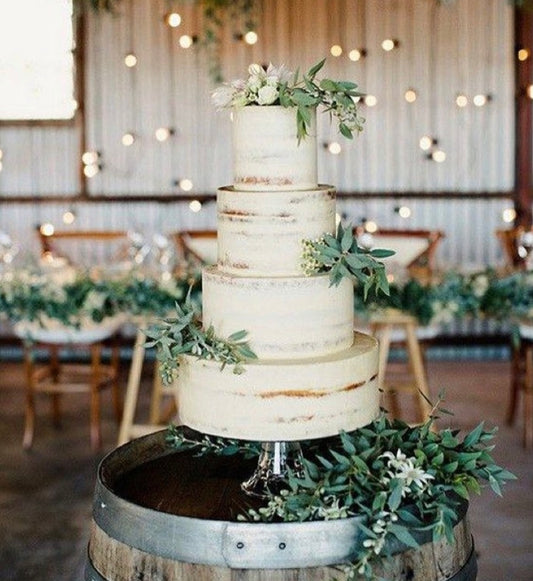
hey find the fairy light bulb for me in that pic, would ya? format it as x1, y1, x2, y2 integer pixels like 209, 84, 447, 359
327, 142, 342, 155
62, 210, 76, 225
473, 94, 489, 107
189, 200, 202, 213
124, 53, 138, 67
121, 132, 135, 146
40, 223, 55, 237
518, 48, 530, 61
502, 208, 516, 223
364, 95, 377, 107
179, 35, 193, 49
419, 136, 434, 151
165, 12, 182, 27
244, 31, 258, 45
398, 206, 412, 219
84, 164, 100, 178
455, 94, 468, 107
381, 39, 398, 52
155, 127, 173, 141
349, 49, 366, 62
82, 151, 99, 165
179, 178, 193, 191
365, 220, 378, 233
404, 89, 417, 103
330, 44, 343, 57
432, 150, 447, 163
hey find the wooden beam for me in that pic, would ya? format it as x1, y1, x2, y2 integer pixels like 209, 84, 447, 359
514, 7, 533, 227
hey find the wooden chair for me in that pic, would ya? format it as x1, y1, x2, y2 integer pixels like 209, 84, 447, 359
19, 229, 130, 450
496, 227, 533, 270
172, 230, 218, 267
356, 227, 444, 282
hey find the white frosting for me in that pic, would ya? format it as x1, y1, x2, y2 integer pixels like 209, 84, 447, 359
217, 186, 336, 276
176, 333, 380, 441
232, 106, 317, 191
202, 267, 354, 359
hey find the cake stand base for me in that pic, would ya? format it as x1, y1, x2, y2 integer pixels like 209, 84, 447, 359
241, 441, 305, 498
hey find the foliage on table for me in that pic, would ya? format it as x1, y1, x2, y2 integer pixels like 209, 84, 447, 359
353, 270, 492, 326
166, 396, 514, 580
0, 270, 198, 329
144, 289, 257, 385
478, 270, 533, 322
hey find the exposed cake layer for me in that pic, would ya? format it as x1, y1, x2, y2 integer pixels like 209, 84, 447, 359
232, 106, 317, 191
217, 186, 336, 276
176, 333, 380, 441
202, 268, 354, 359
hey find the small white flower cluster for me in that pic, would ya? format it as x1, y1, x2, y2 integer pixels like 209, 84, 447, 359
300, 237, 324, 276
212, 63, 293, 109
430, 299, 460, 325
380, 449, 434, 497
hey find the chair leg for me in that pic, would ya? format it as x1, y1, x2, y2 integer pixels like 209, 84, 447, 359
49, 346, 62, 428
89, 343, 103, 451
405, 323, 433, 424
110, 338, 122, 424
524, 346, 533, 449
118, 329, 146, 446
22, 346, 35, 450
507, 341, 523, 425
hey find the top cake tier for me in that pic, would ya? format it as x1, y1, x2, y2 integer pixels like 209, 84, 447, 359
232, 106, 317, 191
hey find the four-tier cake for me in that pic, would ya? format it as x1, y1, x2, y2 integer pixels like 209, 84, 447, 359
177, 105, 380, 442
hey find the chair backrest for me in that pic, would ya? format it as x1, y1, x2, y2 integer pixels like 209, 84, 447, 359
37, 228, 131, 269
496, 227, 533, 270
172, 230, 218, 266
355, 228, 444, 281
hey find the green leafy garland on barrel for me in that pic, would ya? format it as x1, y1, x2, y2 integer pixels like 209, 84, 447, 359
166, 398, 514, 580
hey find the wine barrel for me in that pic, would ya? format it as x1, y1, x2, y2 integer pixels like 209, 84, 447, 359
85, 431, 477, 581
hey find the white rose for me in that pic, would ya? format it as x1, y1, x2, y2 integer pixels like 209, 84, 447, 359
247, 74, 263, 92
257, 85, 279, 105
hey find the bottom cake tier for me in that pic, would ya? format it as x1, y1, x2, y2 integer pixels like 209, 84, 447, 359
175, 332, 379, 441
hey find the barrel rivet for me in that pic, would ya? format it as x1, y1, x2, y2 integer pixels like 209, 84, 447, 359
236, 541, 244, 549
279, 542, 286, 550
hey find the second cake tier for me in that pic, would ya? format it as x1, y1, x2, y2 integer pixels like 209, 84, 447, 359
202, 267, 354, 359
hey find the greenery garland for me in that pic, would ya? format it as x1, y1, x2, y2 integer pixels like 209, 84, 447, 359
165, 397, 514, 581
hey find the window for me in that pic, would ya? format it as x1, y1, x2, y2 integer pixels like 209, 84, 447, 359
0, 0, 76, 121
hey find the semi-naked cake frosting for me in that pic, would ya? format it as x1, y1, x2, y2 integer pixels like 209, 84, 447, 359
177, 104, 379, 441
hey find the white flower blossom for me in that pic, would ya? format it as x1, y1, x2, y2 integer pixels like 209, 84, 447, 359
211, 85, 235, 109
257, 85, 279, 105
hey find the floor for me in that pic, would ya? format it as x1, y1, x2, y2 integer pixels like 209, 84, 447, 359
0, 351, 532, 581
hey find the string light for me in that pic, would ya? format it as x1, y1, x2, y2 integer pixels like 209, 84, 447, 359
155, 127, 175, 142
325, 141, 342, 155
381, 39, 399, 52
165, 12, 182, 27
83, 164, 101, 178
396, 205, 412, 219
527, 85, 533, 99
431, 150, 447, 163
81, 151, 100, 165
330, 44, 343, 57
502, 208, 516, 223
189, 200, 202, 213
244, 31, 258, 45
179, 35, 194, 49
419, 136, 436, 151
518, 48, 530, 61
62, 210, 76, 225
364, 220, 378, 233
404, 89, 417, 103
124, 53, 138, 67
455, 94, 468, 107
178, 178, 193, 191
121, 132, 136, 146
39, 223, 55, 237
473, 94, 490, 107
364, 95, 377, 107
348, 49, 366, 61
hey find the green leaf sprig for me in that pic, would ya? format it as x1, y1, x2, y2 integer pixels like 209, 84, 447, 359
144, 289, 257, 384
301, 223, 393, 298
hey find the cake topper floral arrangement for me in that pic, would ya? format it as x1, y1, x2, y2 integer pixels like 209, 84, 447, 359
212, 59, 365, 140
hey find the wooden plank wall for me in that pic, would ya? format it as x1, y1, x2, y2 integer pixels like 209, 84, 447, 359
0, 0, 518, 270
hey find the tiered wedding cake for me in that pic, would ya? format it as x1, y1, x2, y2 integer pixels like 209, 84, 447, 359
177, 100, 379, 442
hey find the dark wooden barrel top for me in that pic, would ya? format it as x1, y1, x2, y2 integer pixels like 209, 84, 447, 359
111, 434, 263, 521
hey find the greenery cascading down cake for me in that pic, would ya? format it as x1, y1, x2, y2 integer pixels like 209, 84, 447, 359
174, 65, 381, 442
